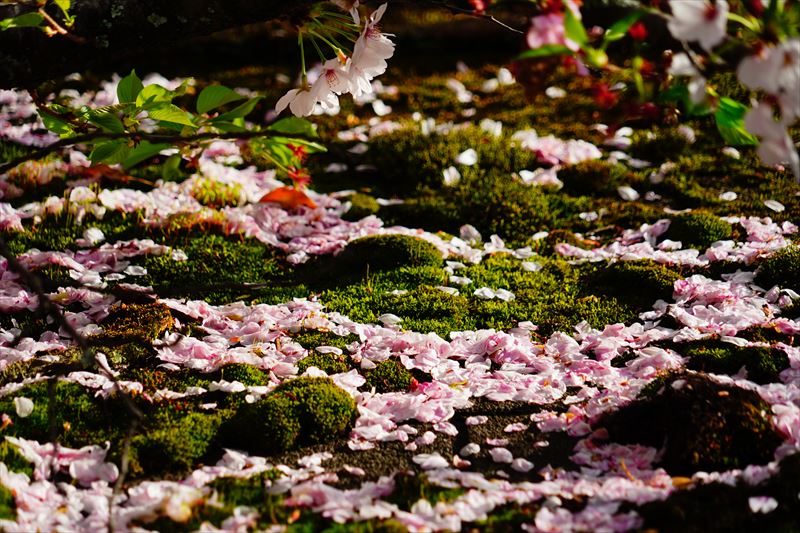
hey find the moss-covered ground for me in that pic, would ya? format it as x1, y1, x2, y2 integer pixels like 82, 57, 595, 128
1, 7, 799, 532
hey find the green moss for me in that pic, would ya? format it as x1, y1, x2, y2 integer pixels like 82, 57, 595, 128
225, 377, 357, 455
138, 231, 303, 305
600, 373, 782, 474
297, 352, 351, 375
360, 126, 538, 195
386, 472, 464, 511
2, 210, 142, 256
0, 483, 14, 520
0, 440, 34, 478
342, 193, 381, 221
630, 127, 691, 163
120, 367, 212, 394
638, 453, 800, 532
190, 178, 244, 208
218, 363, 271, 386
756, 245, 800, 291
585, 260, 683, 310
292, 330, 359, 351
326, 234, 443, 279
664, 212, 733, 250
682, 341, 789, 384
559, 160, 644, 197
129, 411, 225, 477
97, 302, 174, 342
365, 360, 414, 393
0, 382, 113, 447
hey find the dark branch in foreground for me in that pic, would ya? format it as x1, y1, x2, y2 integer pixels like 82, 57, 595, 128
0, 129, 316, 175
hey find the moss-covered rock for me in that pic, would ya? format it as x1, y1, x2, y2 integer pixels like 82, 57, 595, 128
559, 160, 644, 197
190, 178, 244, 208
682, 341, 790, 384
0, 440, 34, 478
129, 411, 225, 477
296, 352, 351, 375
664, 212, 733, 250
586, 260, 683, 310
365, 360, 414, 393
96, 302, 174, 343
630, 127, 692, 163
600, 373, 782, 474
342, 193, 381, 221
226, 377, 357, 454
756, 245, 800, 291
217, 363, 271, 386
332, 234, 443, 276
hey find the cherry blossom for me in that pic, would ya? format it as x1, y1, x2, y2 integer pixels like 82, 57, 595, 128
667, 0, 729, 52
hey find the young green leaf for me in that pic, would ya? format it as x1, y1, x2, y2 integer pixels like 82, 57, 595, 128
89, 139, 129, 164
267, 117, 318, 137
88, 112, 125, 133
161, 154, 183, 181
136, 84, 176, 107
122, 142, 171, 169
715, 97, 758, 146
196, 85, 245, 114
117, 71, 144, 104
603, 11, 644, 45
147, 103, 196, 128
563, 8, 588, 46
215, 97, 263, 121
37, 111, 72, 135
516, 44, 574, 60
0, 13, 45, 31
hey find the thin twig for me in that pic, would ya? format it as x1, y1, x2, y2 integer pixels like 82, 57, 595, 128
0, 129, 317, 174
425, 0, 524, 34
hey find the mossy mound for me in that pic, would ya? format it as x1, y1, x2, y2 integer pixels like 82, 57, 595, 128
682, 341, 790, 384
297, 352, 351, 375
137, 230, 302, 305
756, 245, 800, 291
291, 330, 359, 351
342, 193, 381, 221
638, 453, 800, 533
365, 360, 414, 393
0, 440, 34, 478
129, 411, 225, 477
190, 178, 244, 208
663, 212, 733, 250
600, 373, 782, 474
96, 302, 174, 342
559, 160, 644, 197
629, 127, 692, 163
360, 126, 538, 195
217, 363, 271, 386
586, 259, 682, 309
226, 377, 357, 455
320, 234, 443, 282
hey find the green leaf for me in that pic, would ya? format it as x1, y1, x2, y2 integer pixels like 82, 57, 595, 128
88, 112, 125, 133
603, 11, 644, 44
161, 154, 183, 181
117, 71, 144, 104
563, 8, 588, 46
516, 44, 574, 60
52, 0, 74, 24
136, 84, 177, 106
90, 140, 129, 164
215, 97, 263, 121
658, 83, 713, 117
208, 120, 246, 133
0, 13, 45, 30
38, 111, 72, 135
715, 97, 758, 146
147, 103, 196, 128
122, 142, 171, 169
267, 117, 318, 137
196, 85, 245, 114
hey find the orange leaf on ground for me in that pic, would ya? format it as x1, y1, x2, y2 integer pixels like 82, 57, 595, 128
259, 186, 317, 209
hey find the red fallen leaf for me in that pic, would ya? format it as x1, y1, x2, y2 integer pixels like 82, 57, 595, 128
259, 186, 317, 209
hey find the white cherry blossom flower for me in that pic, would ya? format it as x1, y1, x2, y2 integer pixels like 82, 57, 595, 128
667, 0, 729, 52
744, 100, 800, 180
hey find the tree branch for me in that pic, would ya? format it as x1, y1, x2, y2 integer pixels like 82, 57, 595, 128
0, 128, 317, 174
